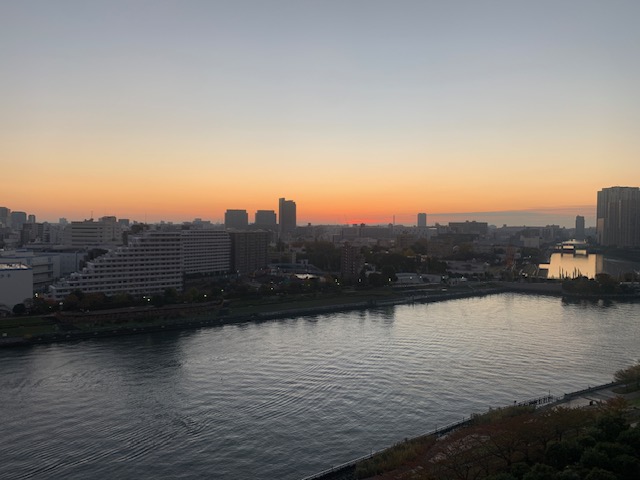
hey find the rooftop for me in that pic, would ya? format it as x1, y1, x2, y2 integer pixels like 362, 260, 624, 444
0, 263, 32, 271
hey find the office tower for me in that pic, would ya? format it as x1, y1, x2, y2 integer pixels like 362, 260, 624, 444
224, 209, 249, 229
28, 214, 36, 223
596, 186, 640, 247
417, 213, 427, 227
575, 215, 585, 240
255, 210, 277, 226
278, 198, 296, 237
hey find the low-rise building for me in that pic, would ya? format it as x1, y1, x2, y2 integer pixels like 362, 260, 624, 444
0, 263, 33, 309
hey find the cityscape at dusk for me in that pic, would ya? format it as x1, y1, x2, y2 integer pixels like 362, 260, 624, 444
2, 3, 640, 480
3, 1, 639, 226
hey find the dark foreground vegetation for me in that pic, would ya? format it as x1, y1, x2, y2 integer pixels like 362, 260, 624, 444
352, 364, 640, 480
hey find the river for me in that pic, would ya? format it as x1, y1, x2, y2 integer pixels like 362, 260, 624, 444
1, 293, 639, 479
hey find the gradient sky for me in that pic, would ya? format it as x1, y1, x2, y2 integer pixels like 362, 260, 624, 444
2, 1, 639, 227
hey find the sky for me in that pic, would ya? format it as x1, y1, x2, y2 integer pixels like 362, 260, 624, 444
2, 1, 639, 228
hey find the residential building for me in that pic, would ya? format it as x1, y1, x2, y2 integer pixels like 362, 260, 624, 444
181, 229, 230, 275
417, 213, 427, 227
340, 243, 364, 281
228, 230, 269, 275
49, 230, 183, 300
597, 186, 640, 247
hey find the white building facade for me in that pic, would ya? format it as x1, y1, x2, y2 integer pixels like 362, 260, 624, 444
49, 228, 232, 300
50, 230, 182, 300
181, 229, 231, 275
0, 264, 33, 309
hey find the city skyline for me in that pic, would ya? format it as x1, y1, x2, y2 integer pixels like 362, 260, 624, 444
2, 2, 639, 226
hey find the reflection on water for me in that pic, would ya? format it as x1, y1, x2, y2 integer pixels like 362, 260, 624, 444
539, 252, 603, 279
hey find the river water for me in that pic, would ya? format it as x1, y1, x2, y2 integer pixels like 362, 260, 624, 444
1, 293, 639, 479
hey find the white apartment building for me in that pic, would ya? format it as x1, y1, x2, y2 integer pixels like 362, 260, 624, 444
181, 229, 231, 275
50, 230, 182, 300
0, 263, 33, 309
48, 229, 232, 300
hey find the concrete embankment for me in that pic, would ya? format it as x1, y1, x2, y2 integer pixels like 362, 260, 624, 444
496, 281, 564, 295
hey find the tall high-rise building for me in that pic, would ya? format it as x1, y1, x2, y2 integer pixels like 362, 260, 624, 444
575, 215, 585, 240
417, 213, 427, 227
224, 209, 249, 229
278, 198, 296, 237
596, 186, 640, 247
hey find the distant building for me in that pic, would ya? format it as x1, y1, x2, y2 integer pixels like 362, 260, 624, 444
0, 263, 33, 309
278, 198, 296, 237
597, 186, 640, 247
575, 215, 585, 240
63, 218, 123, 247
448, 221, 488, 236
225, 209, 249, 229
10, 211, 27, 231
417, 213, 427, 227
340, 243, 364, 281
228, 230, 269, 275
0, 207, 10, 227
254, 210, 277, 227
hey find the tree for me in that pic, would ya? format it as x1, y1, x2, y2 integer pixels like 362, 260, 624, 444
12, 303, 26, 315
584, 468, 617, 480
614, 362, 640, 389
380, 265, 397, 283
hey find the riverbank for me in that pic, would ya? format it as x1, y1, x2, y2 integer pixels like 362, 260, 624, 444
301, 381, 639, 480
0, 284, 505, 348
3, 282, 637, 348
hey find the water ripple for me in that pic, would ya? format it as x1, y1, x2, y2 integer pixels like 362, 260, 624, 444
1, 294, 639, 479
